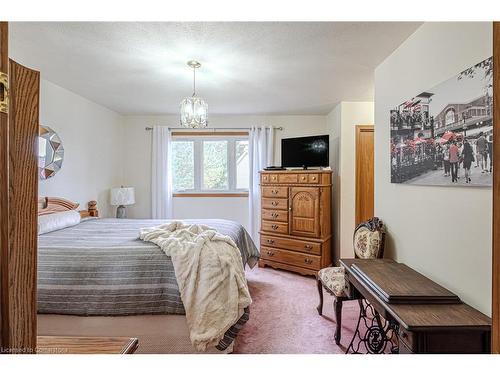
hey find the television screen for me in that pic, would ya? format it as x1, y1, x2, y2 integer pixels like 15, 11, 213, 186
281, 135, 329, 168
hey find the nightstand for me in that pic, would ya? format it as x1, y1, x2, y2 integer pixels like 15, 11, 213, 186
37, 336, 139, 354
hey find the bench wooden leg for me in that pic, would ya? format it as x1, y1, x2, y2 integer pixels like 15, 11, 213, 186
316, 278, 323, 315
334, 298, 343, 345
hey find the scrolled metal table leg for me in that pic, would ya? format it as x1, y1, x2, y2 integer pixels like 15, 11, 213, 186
345, 299, 399, 354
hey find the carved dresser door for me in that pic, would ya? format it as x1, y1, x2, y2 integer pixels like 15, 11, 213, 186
289, 187, 320, 238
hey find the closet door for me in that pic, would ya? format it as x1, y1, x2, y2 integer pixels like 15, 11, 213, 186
289, 187, 320, 238
0, 21, 40, 353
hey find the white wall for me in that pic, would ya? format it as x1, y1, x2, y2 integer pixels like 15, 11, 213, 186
374, 22, 492, 315
326, 102, 374, 260
338, 102, 375, 257
122, 115, 328, 228
326, 104, 342, 260
39, 79, 123, 217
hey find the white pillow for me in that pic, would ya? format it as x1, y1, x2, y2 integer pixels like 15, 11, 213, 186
38, 210, 81, 235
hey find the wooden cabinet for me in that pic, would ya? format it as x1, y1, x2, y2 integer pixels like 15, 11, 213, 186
259, 170, 332, 276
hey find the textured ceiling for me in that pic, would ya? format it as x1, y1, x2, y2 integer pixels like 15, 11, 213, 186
9, 22, 421, 115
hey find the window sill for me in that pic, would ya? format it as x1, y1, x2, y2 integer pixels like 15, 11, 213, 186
173, 192, 249, 198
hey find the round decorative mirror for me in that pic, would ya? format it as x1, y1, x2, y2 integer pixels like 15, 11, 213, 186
38, 125, 64, 180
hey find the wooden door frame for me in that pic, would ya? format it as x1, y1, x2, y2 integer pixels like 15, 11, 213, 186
7, 59, 39, 353
355, 125, 375, 225
0, 22, 39, 354
492, 21, 500, 354
0, 21, 8, 352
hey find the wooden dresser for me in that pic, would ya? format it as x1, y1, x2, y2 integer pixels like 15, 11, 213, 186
259, 170, 332, 276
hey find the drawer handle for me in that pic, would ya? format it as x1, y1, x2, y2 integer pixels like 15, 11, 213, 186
271, 201, 278, 206
271, 224, 279, 230
304, 258, 313, 264
304, 244, 313, 250
271, 213, 279, 218
266, 250, 275, 256
272, 176, 277, 180
266, 239, 275, 244
271, 189, 279, 195
301, 176, 306, 181
312, 176, 317, 181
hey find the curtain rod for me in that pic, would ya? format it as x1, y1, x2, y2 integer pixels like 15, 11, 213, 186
145, 126, 283, 131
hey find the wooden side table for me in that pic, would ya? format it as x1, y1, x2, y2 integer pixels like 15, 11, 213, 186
340, 259, 491, 354
37, 336, 139, 354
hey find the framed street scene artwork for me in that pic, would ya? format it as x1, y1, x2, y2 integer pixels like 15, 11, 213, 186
390, 56, 493, 187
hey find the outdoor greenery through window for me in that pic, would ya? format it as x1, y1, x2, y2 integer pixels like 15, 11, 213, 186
203, 140, 228, 190
171, 141, 194, 190
171, 135, 249, 193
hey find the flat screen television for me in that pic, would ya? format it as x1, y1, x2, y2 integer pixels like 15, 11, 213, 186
281, 135, 329, 168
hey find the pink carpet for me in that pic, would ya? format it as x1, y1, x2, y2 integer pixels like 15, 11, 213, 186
233, 266, 360, 354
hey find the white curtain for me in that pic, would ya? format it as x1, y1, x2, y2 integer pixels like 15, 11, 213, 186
151, 126, 173, 219
248, 126, 275, 241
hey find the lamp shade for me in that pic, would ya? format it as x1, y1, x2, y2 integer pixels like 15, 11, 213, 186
110, 187, 135, 206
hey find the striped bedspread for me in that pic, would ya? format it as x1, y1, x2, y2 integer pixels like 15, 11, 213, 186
37, 218, 259, 350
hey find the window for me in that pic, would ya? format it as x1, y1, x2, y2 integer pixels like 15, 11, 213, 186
171, 141, 194, 190
236, 140, 249, 189
171, 134, 249, 194
203, 140, 228, 190
445, 109, 456, 125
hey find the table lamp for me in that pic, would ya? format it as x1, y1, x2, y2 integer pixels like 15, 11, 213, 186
110, 187, 135, 218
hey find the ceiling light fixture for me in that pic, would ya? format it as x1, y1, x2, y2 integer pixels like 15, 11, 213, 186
180, 60, 208, 128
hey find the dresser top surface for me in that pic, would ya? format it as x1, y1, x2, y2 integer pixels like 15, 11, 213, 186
260, 169, 332, 174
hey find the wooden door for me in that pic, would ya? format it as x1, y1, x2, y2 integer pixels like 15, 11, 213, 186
0, 21, 40, 353
289, 187, 320, 238
355, 125, 374, 225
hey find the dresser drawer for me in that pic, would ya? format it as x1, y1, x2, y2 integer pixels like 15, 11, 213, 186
308, 173, 320, 183
261, 197, 288, 210
260, 234, 321, 255
296, 173, 320, 183
278, 173, 298, 183
262, 209, 288, 222
260, 246, 320, 270
261, 173, 278, 184
261, 220, 288, 234
262, 186, 288, 198
398, 326, 415, 352
298, 174, 309, 183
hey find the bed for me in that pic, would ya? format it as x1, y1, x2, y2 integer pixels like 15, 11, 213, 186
36, 199, 259, 353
